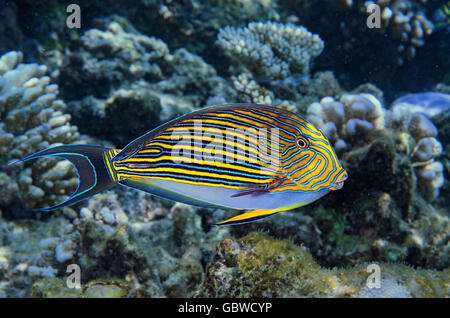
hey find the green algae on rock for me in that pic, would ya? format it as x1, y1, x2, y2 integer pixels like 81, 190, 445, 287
196, 232, 449, 298
31, 278, 130, 298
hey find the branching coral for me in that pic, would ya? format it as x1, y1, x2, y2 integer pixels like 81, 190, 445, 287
231, 73, 274, 105
364, 0, 434, 64
217, 22, 324, 79
0, 51, 81, 213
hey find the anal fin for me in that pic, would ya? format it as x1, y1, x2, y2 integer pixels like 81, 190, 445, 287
216, 209, 279, 226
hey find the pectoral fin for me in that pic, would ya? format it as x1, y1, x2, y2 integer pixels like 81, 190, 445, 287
216, 209, 279, 226
231, 178, 286, 198
230, 185, 268, 198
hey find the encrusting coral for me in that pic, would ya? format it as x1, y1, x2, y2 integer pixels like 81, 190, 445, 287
0, 51, 81, 214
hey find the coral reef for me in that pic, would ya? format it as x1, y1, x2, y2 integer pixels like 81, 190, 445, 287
306, 93, 445, 201
196, 232, 449, 297
276, 0, 443, 98
4, 1, 447, 99
0, 184, 233, 297
207, 92, 448, 271
0, 0, 448, 299
215, 20, 344, 115
0, 211, 69, 297
58, 19, 235, 146
12, 187, 232, 298
281, 92, 449, 270
0, 51, 81, 215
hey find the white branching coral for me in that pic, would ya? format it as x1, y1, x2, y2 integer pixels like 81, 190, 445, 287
232, 73, 274, 105
0, 51, 81, 211
217, 22, 324, 79
306, 93, 444, 201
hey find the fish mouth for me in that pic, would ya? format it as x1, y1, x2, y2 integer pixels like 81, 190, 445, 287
333, 181, 344, 189
330, 169, 348, 190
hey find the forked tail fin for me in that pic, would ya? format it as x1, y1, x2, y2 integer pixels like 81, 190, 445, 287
10, 144, 118, 211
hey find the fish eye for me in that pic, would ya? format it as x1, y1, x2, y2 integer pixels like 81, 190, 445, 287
296, 136, 309, 149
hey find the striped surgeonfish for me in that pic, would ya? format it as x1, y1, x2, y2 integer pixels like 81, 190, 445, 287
12, 104, 347, 225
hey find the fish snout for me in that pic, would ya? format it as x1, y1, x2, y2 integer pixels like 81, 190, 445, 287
330, 169, 348, 190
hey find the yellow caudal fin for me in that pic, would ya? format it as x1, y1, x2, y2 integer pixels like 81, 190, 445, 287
216, 209, 279, 226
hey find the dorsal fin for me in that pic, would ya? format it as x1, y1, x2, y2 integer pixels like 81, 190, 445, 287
111, 103, 282, 162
